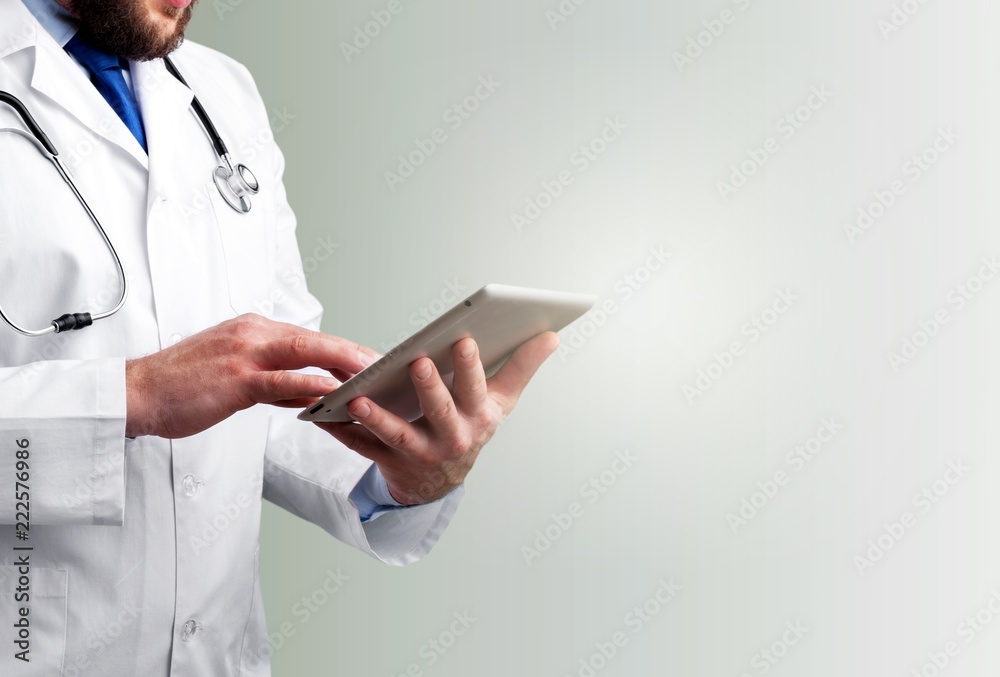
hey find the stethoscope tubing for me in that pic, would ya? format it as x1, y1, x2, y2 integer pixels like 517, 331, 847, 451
0, 57, 257, 336
0, 125, 128, 337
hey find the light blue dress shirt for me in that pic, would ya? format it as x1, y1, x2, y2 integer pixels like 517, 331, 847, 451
19, 0, 404, 522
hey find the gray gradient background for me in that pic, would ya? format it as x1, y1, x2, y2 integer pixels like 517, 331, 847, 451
187, 1, 1000, 676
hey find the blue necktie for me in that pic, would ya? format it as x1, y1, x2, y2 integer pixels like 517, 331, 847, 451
65, 34, 147, 152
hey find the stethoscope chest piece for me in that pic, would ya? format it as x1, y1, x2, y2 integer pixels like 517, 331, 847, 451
213, 157, 259, 214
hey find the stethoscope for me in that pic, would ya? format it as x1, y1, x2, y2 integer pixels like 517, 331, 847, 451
0, 57, 258, 337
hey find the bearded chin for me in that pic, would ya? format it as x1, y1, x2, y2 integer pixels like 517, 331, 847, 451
70, 0, 196, 61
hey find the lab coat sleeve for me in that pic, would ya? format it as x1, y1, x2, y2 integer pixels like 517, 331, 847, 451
0, 357, 126, 526
263, 411, 464, 566
247, 73, 463, 564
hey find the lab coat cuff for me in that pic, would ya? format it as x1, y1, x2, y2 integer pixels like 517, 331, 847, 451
352, 484, 465, 566
91, 357, 128, 525
0, 357, 126, 525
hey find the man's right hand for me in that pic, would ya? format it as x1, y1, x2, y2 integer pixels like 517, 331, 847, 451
125, 314, 380, 439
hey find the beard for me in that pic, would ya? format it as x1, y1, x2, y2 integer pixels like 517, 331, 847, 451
69, 0, 197, 61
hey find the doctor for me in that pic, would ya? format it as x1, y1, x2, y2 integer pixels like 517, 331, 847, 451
0, 0, 559, 674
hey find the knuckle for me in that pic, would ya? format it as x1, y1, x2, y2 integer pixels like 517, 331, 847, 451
415, 451, 439, 469
266, 370, 289, 393
475, 408, 498, 431
464, 377, 486, 395
235, 313, 265, 333
343, 432, 366, 454
446, 432, 471, 458
387, 429, 411, 449
427, 398, 456, 421
226, 317, 265, 352
224, 331, 252, 356
245, 371, 285, 403
288, 333, 311, 357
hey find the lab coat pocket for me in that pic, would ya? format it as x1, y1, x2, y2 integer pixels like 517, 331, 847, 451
207, 183, 276, 316
0, 565, 68, 676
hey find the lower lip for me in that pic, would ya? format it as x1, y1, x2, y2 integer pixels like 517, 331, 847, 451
166, 0, 192, 8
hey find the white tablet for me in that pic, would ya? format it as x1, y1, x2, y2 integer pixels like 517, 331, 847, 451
298, 284, 596, 423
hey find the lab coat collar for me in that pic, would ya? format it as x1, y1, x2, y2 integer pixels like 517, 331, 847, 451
1, 0, 149, 170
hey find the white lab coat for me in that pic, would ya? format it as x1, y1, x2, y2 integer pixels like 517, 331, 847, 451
0, 1, 462, 674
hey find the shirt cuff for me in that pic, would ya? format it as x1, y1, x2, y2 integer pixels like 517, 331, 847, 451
349, 464, 403, 522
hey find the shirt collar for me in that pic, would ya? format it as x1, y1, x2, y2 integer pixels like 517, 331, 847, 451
19, 0, 79, 48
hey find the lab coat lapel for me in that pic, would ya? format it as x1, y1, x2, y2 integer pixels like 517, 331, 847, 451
0, 0, 148, 170
28, 30, 150, 171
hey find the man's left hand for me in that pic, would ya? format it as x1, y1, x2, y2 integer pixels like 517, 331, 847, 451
316, 332, 560, 505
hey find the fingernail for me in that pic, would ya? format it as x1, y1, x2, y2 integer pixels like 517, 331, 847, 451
320, 377, 339, 388
351, 401, 371, 418
415, 362, 432, 380
459, 341, 475, 359
361, 352, 380, 367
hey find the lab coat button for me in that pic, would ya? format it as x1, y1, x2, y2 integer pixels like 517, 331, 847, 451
181, 475, 203, 497
181, 619, 201, 641
169, 332, 183, 345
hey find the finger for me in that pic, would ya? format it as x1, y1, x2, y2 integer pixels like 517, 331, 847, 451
451, 338, 489, 415
236, 315, 383, 362
487, 332, 560, 414
269, 396, 323, 409
254, 333, 378, 374
315, 421, 392, 464
327, 368, 355, 383
410, 357, 465, 441
346, 396, 429, 455
245, 371, 340, 405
